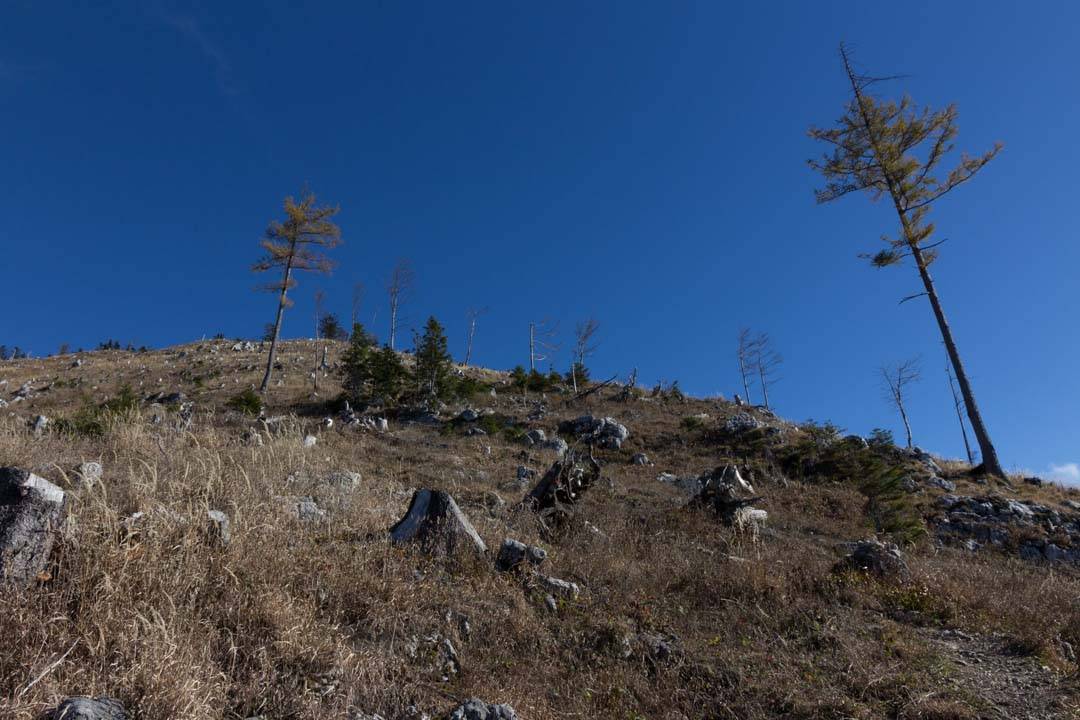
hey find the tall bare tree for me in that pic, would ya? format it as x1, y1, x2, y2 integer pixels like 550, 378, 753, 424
529, 319, 559, 372
386, 259, 414, 351
808, 44, 1005, 477
945, 356, 975, 464
253, 190, 341, 393
351, 282, 365, 329
463, 306, 487, 367
753, 332, 782, 410
569, 318, 600, 393
881, 357, 921, 448
736, 328, 757, 404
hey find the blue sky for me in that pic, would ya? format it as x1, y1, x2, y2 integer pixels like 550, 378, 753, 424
2, 2, 1077, 480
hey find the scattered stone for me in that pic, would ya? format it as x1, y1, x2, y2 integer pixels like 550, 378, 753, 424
925, 476, 956, 492
0, 467, 66, 585
303, 435, 318, 448
465, 427, 487, 436
835, 538, 908, 579
495, 538, 547, 572
1064, 500, 1080, 512
524, 428, 547, 445
31, 414, 49, 436
459, 408, 479, 422
46, 696, 128, 720
537, 574, 580, 600
390, 489, 487, 556
447, 699, 517, 720
74, 462, 103, 489
542, 437, 569, 456
206, 509, 231, 548
723, 413, 762, 434
375, 417, 389, 432
631, 453, 650, 466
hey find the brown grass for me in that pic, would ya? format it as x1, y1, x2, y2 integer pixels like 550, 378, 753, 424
0, 342, 1078, 719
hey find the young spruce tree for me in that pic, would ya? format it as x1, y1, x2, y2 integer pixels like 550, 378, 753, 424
414, 316, 453, 401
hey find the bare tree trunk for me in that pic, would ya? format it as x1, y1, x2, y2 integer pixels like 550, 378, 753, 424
738, 355, 752, 404
464, 317, 477, 367
946, 359, 975, 464
911, 246, 1004, 477
529, 323, 535, 372
260, 262, 293, 393
389, 297, 398, 351
898, 400, 913, 448
757, 364, 770, 410
571, 363, 578, 394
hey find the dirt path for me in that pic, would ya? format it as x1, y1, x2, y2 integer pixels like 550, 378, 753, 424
917, 626, 1078, 720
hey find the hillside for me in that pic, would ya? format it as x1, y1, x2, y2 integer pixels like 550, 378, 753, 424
1, 340, 1078, 720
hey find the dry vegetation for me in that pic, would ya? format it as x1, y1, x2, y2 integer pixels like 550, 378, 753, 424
1, 342, 1078, 719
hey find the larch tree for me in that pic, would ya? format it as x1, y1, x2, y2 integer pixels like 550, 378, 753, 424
808, 44, 1006, 478
386, 259, 414, 351
881, 357, 921, 449
253, 190, 341, 393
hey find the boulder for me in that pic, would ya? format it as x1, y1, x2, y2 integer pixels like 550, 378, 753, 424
559, 415, 629, 449
723, 413, 762, 434
458, 408, 479, 423
302, 435, 318, 448
524, 428, 547, 445
0, 467, 66, 584
537, 574, 580, 600
447, 699, 517, 720
542, 437, 569, 456
390, 489, 487, 556
925, 476, 956, 492
835, 538, 908, 579
46, 696, 128, 720
495, 538, 547, 572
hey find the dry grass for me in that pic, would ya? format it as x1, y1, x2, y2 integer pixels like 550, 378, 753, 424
0, 343, 1078, 719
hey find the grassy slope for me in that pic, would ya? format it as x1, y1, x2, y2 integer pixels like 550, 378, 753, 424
0, 341, 1077, 719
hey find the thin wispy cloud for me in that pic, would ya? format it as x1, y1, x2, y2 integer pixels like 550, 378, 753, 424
1047, 462, 1080, 486
160, 11, 238, 97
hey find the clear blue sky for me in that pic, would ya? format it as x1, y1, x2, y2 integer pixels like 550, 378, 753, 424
2, 2, 1077, 480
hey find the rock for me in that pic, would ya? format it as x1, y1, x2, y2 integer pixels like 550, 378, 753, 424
277, 496, 326, 523
71, 358, 83, 368
241, 428, 264, 447
724, 413, 763, 434
303, 435, 318, 448
543, 437, 569, 456
495, 538, 547, 572
1064, 500, 1080, 512
46, 696, 128, 720
459, 408, 479, 422
232, 341, 255, 352
900, 476, 919, 493
375, 417, 389, 432
1019, 543, 1043, 561
389, 489, 487, 556
559, 415, 629, 449
1006, 499, 1034, 519
537, 574, 580, 600
206, 509, 231, 548
524, 428, 547, 445
0, 467, 66, 585
1044, 543, 1068, 562
835, 538, 908, 579
631, 453, 650, 466
74, 462, 103, 489
925, 476, 956, 492
32, 414, 49, 436
465, 427, 487, 436
447, 699, 517, 720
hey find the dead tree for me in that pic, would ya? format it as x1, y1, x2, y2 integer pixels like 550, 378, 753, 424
736, 328, 758, 404
529, 319, 559, 372
569, 318, 600, 393
521, 449, 602, 533
945, 356, 974, 464
313, 289, 325, 393
753, 333, 782, 410
809, 44, 1006, 478
881, 358, 921, 448
617, 368, 638, 402
253, 190, 341, 393
386, 259, 414, 351
463, 306, 487, 367
350, 282, 364, 329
